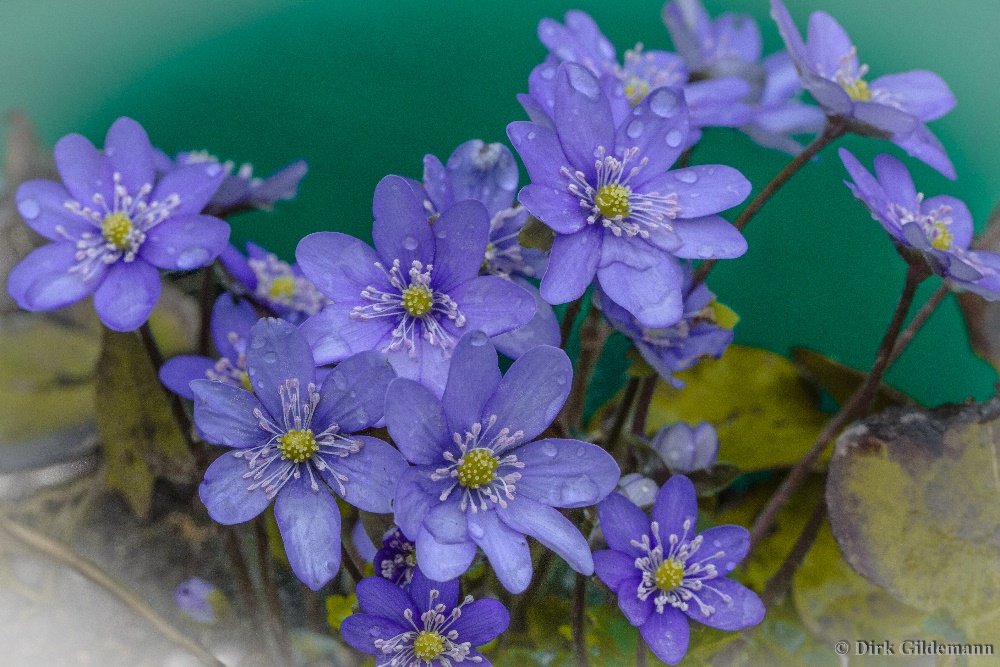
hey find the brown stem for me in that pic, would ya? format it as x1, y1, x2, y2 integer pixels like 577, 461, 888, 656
560, 298, 583, 348
636, 634, 648, 667
223, 527, 266, 633
138, 322, 196, 448
254, 516, 294, 666
198, 265, 215, 357
760, 498, 827, 607
573, 573, 590, 667
889, 283, 948, 365
677, 146, 694, 169
340, 543, 364, 585
561, 308, 607, 432
747, 264, 926, 552
608, 377, 640, 467
630, 376, 657, 438
691, 119, 847, 290
510, 548, 555, 633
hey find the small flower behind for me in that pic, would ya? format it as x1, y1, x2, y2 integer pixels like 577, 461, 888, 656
219, 241, 330, 324
385, 331, 620, 593
594, 476, 764, 665
174, 576, 226, 625
839, 149, 1000, 300
375, 526, 419, 588
341, 569, 509, 667
8, 117, 229, 331
770, 0, 956, 178
192, 317, 408, 590
649, 422, 719, 475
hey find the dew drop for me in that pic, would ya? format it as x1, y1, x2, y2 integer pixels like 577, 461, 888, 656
665, 129, 684, 148
674, 169, 698, 184
555, 374, 568, 385
559, 475, 600, 505
542, 442, 558, 457
222, 435, 234, 446
541, 67, 556, 81
576, 445, 586, 458
255, 381, 265, 390
206, 163, 223, 177
18, 199, 40, 220
468, 523, 485, 539
355, 408, 368, 423
262, 351, 278, 364
469, 331, 488, 347
436, 229, 448, 239
403, 236, 418, 251
176, 247, 211, 270
567, 66, 600, 99
251, 335, 266, 349
697, 245, 714, 258
369, 626, 382, 637
331, 371, 349, 391
626, 119, 644, 139
349, 390, 357, 399
649, 89, 680, 118
527, 131, 536, 141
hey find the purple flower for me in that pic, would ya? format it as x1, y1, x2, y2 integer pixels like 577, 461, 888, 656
385, 332, 619, 593
159, 294, 256, 399
174, 577, 223, 625
192, 318, 407, 590
295, 176, 536, 396
341, 570, 509, 667
509, 66, 751, 328
595, 266, 732, 386
649, 423, 719, 474
7, 117, 229, 331
155, 149, 308, 216
374, 526, 418, 588
840, 149, 1000, 299
770, 0, 956, 178
352, 520, 379, 564
416, 140, 559, 358
219, 241, 330, 324
594, 476, 764, 664
662, 0, 826, 154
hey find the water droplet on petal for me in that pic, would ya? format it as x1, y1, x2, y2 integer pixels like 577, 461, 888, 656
559, 475, 600, 505
349, 390, 357, 398
541, 67, 556, 80
251, 335, 266, 349
649, 89, 680, 118
665, 129, 684, 148
206, 163, 223, 177
674, 169, 698, 184
542, 442, 558, 457
19, 199, 40, 220
567, 66, 600, 100
436, 229, 447, 239
369, 626, 381, 637
403, 236, 418, 251
555, 374, 568, 385
331, 371, 349, 391
697, 245, 713, 258
469, 331, 488, 347
627, 119, 644, 139
576, 445, 586, 457
262, 351, 278, 364
527, 131, 536, 140
255, 381, 265, 390
468, 523, 485, 539
176, 247, 211, 270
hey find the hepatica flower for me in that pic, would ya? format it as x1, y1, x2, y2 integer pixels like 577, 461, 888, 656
341, 570, 509, 667
649, 422, 719, 475
594, 476, 764, 664
159, 294, 256, 399
771, 0, 956, 178
296, 176, 535, 395
509, 63, 750, 328
220, 241, 330, 324
386, 332, 619, 593
375, 526, 419, 588
595, 266, 732, 387
417, 139, 559, 358
840, 149, 1000, 299
174, 577, 225, 625
192, 318, 407, 590
8, 117, 229, 331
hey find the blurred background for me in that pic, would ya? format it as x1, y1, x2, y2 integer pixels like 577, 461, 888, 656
2, 0, 998, 406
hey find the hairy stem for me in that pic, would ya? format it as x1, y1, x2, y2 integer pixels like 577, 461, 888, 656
340, 543, 363, 585
748, 264, 926, 552
636, 634, 648, 667
198, 265, 215, 357
254, 516, 294, 666
573, 572, 590, 667
562, 307, 608, 432
630, 376, 657, 438
608, 377, 641, 468
138, 322, 196, 449
760, 497, 827, 607
889, 283, 948, 365
223, 528, 270, 657
0, 513, 224, 667
560, 298, 583, 348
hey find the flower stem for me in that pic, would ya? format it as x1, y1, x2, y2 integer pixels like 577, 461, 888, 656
630, 376, 657, 438
138, 322, 196, 449
760, 497, 827, 607
198, 265, 215, 356
747, 264, 926, 553
562, 307, 608, 432
691, 119, 847, 290
254, 516, 294, 666
0, 512, 224, 667
608, 377, 641, 467
560, 298, 583, 347
573, 572, 589, 667
889, 283, 948, 365
223, 527, 271, 655
636, 634, 648, 667
340, 543, 363, 585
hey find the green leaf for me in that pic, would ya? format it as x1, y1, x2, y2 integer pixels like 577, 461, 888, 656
95, 328, 195, 518
517, 216, 555, 253
791, 347, 915, 412
646, 345, 831, 472
325, 593, 357, 631
826, 398, 1000, 643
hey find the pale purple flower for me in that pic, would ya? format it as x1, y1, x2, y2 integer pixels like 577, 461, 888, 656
509, 63, 751, 328
8, 117, 229, 331
295, 176, 535, 396
649, 423, 719, 474
193, 318, 407, 590
594, 476, 764, 664
174, 577, 222, 625
352, 520, 379, 564
771, 0, 956, 178
386, 332, 619, 593
374, 526, 418, 588
219, 241, 330, 324
341, 570, 509, 667
840, 149, 1000, 299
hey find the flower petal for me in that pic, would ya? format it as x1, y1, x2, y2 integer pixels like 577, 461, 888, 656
104, 117, 155, 194
340, 614, 407, 656
491, 283, 561, 359
394, 466, 441, 538
384, 334, 452, 397
482, 345, 572, 445
597, 236, 684, 328
615, 87, 688, 180
246, 318, 316, 420
447, 140, 519, 216
152, 162, 226, 217
554, 63, 615, 179
355, 576, 417, 624
597, 492, 651, 558
872, 70, 955, 122
198, 451, 271, 524
515, 439, 620, 508
16, 180, 95, 241
219, 244, 257, 291
323, 436, 408, 513
274, 478, 342, 591
450, 598, 510, 647
518, 183, 587, 235
684, 577, 764, 630
299, 305, 394, 365
669, 215, 747, 260
507, 121, 568, 187
139, 214, 229, 271
7, 242, 100, 312
159, 355, 215, 400
593, 549, 639, 592
466, 509, 532, 593
54, 133, 114, 206
415, 525, 478, 581
430, 199, 490, 292
693, 525, 750, 576
409, 568, 460, 612
873, 153, 918, 211
447, 275, 536, 336
851, 101, 917, 137
314, 351, 396, 433
498, 495, 593, 574
191, 379, 270, 448
805, 10, 855, 81
422, 153, 452, 212
618, 574, 654, 626
372, 175, 435, 267
210, 294, 258, 363
295, 232, 386, 303
651, 475, 699, 544
441, 332, 501, 434
93, 260, 161, 332
539, 224, 602, 305
639, 606, 690, 665
385, 377, 449, 464
891, 124, 956, 180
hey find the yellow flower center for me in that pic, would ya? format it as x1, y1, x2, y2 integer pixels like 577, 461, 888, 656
654, 558, 685, 592
101, 212, 135, 249
929, 223, 953, 251
240, 371, 253, 392
456, 448, 500, 489
405, 551, 417, 567
624, 78, 650, 106
842, 78, 871, 102
595, 184, 632, 219
482, 242, 496, 272
412, 631, 446, 661
279, 429, 318, 463
268, 275, 296, 300
401, 284, 434, 317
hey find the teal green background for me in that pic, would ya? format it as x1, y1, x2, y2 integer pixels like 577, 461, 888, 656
4, 0, 998, 407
